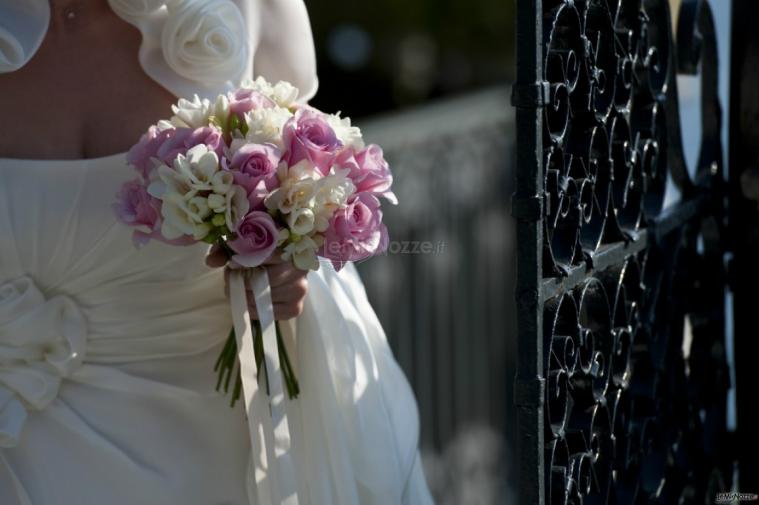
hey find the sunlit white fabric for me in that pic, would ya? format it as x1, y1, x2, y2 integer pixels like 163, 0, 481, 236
0, 0, 319, 102
0, 155, 433, 504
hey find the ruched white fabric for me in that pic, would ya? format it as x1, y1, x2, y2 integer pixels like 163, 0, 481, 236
0, 154, 433, 504
0, 0, 319, 102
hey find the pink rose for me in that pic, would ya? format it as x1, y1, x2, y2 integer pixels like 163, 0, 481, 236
112, 179, 162, 247
228, 211, 279, 267
126, 125, 170, 179
336, 145, 398, 204
229, 143, 281, 194
228, 88, 276, 117
322, 193, 389, 270
156, 126, 224, 164
127, 126, 224, 178
283, 109, 342, 175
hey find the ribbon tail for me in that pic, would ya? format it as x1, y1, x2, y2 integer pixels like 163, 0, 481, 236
229, 271, 272, 505
248, 268, 300, 505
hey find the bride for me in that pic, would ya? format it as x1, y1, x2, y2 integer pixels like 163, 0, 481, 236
0, 1, 433, 504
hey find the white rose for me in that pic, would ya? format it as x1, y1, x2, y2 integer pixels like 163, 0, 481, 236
315, 169, 355, 209
162, 0, 248, 85
327, 113, 365, 150
108, 0, 165, 19
270, 81, 299, 108
245, 106, 293, 147
241, 77, 299, 107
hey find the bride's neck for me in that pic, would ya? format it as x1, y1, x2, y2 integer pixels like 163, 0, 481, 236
48, 0, 107, 31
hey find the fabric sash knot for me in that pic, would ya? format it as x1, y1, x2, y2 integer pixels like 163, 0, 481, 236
0, 277, 87, 448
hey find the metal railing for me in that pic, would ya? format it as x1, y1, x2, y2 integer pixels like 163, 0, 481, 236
512, 0, 732, 503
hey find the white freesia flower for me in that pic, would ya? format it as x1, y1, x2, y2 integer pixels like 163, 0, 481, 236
162, 0, 248, 85
212, 93, 230, 128
148, 164, 194, 200
265, 179, 316, 215
287, 208, 316, 236
147, 145, 219, 201
156, 119, 175, 131
170, 95, 212, 128
179, 145, 220, 189
276, 159, 321, 184
225, 186, 250, 232
211, 170, 234, 195
207, 193, 226, 212
327, 113, 365, 150
161, 193, 209, 239
245, 106, 293, 147
187, 196, 211, 220
282, 236, 320, 271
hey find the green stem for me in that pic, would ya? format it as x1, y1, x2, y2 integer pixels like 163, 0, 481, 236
214, 320, 300, 407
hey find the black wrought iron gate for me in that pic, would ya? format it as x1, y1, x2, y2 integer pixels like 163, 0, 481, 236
512, 0, 733, 503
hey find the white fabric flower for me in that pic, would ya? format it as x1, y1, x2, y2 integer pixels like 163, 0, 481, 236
162, 0, 248, 85
108, 0, 165, 19
0, 0, 49, 73
0, 277, 87, 448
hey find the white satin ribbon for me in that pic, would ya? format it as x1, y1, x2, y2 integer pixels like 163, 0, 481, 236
229, 268, 299, 505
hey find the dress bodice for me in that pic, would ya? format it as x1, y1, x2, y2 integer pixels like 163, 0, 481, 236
0, 155, 234, 450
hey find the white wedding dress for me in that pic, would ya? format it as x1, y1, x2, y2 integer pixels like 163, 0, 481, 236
0, 1, 433, 504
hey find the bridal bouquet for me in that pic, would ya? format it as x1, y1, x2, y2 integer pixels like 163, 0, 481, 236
113, 77, 396, 404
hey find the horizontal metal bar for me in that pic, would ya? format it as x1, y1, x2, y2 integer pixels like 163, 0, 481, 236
541, 195, 708, 301
542, 231, 649, 300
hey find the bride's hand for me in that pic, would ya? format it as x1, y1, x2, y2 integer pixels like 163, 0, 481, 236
206, 245, 308, 320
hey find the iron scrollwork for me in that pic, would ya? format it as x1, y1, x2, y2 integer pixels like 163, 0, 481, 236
513, 0, 732, 503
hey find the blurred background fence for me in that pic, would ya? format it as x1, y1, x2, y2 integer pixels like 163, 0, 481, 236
355, 88, 517, 504
307, 1, 519, 503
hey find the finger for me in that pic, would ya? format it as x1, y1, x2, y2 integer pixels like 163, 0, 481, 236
266, 263, 308, 288
247, 302, 303, 321
273, 301, 304, 321
262, 251, 286, 266
206, 245, 228, 268
270, 278, 308, 304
